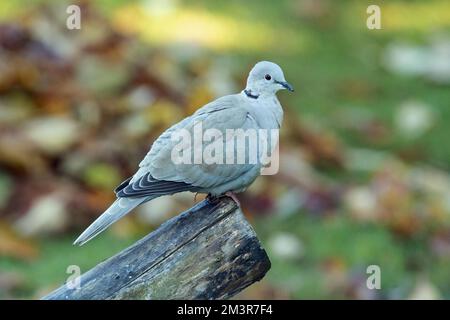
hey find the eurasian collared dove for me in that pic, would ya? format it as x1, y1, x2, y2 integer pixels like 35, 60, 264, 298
74, 61, 293, 246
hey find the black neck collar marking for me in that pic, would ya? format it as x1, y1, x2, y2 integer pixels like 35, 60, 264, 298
244, 89, 259, 99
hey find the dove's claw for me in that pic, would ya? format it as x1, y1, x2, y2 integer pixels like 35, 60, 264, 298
206, 193, 219, 203
225, 191, 241, 207
207, 192, 240, 206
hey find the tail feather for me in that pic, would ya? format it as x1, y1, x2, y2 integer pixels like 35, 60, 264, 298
73, 197, 148, 246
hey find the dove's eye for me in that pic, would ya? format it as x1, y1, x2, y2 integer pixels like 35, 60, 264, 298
264, 74, 272, 81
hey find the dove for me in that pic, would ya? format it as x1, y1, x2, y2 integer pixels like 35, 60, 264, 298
74, 61, 293, 246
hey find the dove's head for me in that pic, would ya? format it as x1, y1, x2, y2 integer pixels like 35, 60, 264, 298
245, 61, 294, 98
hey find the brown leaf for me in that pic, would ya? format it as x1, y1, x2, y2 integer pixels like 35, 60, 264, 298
0, 221, 38, 261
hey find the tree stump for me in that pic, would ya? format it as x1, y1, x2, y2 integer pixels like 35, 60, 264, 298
43, 197, 271, 300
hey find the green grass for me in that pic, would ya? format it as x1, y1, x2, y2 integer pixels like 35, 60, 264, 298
255, 212, 448, 299
0, 233, 139, 298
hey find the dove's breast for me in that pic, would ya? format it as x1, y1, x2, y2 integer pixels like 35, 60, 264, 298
200, 97, 283, 195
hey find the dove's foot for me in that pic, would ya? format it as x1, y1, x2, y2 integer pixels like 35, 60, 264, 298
207, 192, 240, 207
225, 191, 241, 207
206, 193, 219, 204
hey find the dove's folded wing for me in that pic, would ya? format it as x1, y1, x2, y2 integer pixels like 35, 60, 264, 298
117, 95, 260, 198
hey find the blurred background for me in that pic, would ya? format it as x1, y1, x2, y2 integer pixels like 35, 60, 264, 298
0, 0, 449, 299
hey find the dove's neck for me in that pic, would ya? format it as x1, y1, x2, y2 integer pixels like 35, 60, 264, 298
243, 89, 259, 99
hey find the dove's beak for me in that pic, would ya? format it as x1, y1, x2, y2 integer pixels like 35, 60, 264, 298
275, 80, 294, 92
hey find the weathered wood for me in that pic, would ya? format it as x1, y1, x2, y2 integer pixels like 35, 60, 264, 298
43, 197, 271, 300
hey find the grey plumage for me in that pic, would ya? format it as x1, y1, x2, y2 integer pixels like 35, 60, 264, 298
74, 61, 293, 246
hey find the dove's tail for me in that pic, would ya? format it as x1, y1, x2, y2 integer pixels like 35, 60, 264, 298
73, 196, 151, 246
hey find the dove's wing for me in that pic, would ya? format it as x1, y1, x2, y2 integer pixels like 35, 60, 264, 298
116, 95, 260, 198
